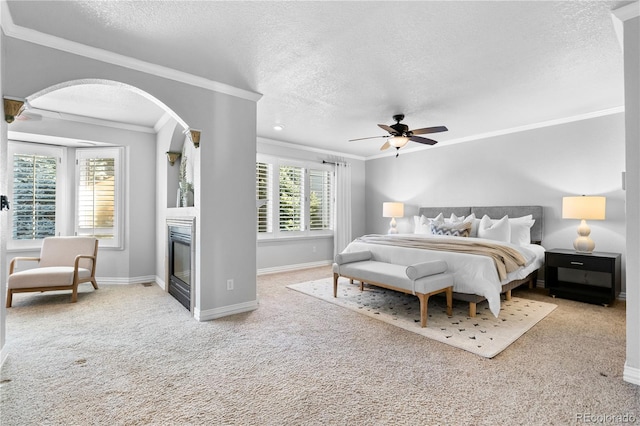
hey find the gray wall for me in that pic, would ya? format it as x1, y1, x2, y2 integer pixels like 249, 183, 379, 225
622, 15, 639, 383
1, 36, 259, 324
365, 112, 626, 291
6, 117, 157, 282
257, 137, 366, 273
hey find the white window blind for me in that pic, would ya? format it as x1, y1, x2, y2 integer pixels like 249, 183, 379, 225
12, 153, 58, 240
256, 162, 272, 233
279, 165, 304, 232
309, 169, 332, 231
76, 147, 123, 248
256, 155, 334, 238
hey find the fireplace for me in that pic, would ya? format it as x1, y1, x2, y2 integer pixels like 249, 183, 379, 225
167, 217, 195, 311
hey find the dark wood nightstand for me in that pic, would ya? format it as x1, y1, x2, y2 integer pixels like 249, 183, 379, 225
545, 249, 621, 306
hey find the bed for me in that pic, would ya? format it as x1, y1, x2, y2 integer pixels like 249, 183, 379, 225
340, 205, 545, 317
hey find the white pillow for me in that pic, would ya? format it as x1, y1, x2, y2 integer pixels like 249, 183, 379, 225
478, 215, 511, 242
413, 215, 429, 234
510, 218, 535, 246
413, 213, 444, 235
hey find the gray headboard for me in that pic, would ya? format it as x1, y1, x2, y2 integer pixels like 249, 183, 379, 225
417, 205, 544, 243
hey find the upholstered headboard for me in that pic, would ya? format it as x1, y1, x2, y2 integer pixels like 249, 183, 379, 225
417, 205, 544, 243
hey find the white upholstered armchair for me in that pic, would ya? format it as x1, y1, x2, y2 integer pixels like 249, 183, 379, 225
6, 237, 99, 307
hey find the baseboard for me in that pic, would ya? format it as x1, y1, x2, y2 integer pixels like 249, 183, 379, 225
623, 362, 640, 386
155, 275, 166, 291
0, 345, 8, 370
95, 275, 157, 285
195, 300, 259, 322
258, 260, 332, 276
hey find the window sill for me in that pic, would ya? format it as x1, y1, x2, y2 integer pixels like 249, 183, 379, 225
257, 233, 333, 244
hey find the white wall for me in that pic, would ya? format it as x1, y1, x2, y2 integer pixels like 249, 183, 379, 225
365, 112, 627, 290
256, 137, 366, 273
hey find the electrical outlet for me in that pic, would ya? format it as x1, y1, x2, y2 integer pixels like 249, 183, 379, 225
227, 279, 234, 290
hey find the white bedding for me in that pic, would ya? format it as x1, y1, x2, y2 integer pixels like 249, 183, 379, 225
342, 233, 545, 317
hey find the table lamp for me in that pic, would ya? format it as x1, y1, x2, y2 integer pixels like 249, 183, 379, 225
562, 195, 606, 253
383, 202, 404, 234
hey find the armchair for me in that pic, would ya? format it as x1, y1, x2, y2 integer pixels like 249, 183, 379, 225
6, 236, 99, 307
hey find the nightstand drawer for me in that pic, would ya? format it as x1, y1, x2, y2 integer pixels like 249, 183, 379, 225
546, 255, 612, 272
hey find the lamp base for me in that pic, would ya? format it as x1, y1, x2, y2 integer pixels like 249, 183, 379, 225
574, 219, 595, 253
388, 217, 398, 234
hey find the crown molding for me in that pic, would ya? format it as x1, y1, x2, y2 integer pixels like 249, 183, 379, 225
365, 106, 625, 161
257, 136, 366, 162
0, 2, 262, 103
612, 1, 640, 21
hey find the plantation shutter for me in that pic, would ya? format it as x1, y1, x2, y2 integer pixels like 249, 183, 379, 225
76, 148, 121, 243
256, 162, 272, 233
12, 153, 58, 240
279, 165, 304, 232
309, 169, 332, 230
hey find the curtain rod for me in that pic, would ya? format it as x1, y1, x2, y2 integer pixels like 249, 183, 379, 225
322, 160, 348, 166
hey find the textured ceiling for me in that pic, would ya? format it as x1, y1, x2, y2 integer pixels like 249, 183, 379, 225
6, 1, 630, 158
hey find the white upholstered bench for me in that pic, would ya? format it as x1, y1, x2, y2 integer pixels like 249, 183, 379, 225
332, 251, 453, 327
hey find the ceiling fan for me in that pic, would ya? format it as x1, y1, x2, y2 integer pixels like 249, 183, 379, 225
350, 114, 448, 157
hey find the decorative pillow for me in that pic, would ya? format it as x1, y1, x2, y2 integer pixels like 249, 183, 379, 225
478, 215, 511, 242
449, 213, 478, 237
430, 221, 472, 238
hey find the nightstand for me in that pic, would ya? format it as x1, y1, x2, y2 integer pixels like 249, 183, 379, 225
545, 249, 621, 306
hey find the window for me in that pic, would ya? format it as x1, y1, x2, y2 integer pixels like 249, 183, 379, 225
76, 147, 124, 248
256, 162, 272, 233
256, 155, 333, 238
8, 142, 65, 248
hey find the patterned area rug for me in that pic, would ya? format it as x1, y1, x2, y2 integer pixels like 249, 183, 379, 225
287, 277, 557, 358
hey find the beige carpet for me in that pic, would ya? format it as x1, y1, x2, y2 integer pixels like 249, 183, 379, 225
288, 277, 557, 358
1, 266, 638, 425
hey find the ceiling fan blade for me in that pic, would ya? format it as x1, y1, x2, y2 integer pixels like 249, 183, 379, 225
378, 124, 397, 134
349, 135, 388, 142
380, 141, 391, 151
409, 136, 438, 145
410, 126, 448, 135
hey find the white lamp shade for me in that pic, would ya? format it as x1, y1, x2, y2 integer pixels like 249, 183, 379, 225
383, 202, 404, 218
562, 196, 606, 220
388, 136, 410, 148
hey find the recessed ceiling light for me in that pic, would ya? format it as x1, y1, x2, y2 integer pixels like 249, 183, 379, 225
273, 124, 284, 131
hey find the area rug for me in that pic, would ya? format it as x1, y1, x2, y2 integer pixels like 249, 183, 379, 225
287, 277, 557, 358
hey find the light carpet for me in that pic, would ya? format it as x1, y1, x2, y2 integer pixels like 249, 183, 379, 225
288, 277, 557, 358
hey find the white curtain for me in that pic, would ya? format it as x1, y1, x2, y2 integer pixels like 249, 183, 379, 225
333, 162, 352, 258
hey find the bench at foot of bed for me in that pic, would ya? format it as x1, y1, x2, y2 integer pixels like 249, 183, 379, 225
332, 251, 453, 328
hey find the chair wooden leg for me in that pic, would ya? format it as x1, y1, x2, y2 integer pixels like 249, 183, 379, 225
333, 273, 339, 298
6, 289, 13, 308
71, 285, 78, 303
90, 278, 99, 290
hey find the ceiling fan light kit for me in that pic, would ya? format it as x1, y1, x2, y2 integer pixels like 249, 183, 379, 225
350, 113, 448, 157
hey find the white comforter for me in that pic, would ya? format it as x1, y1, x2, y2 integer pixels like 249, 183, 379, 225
342, 234, 545, 317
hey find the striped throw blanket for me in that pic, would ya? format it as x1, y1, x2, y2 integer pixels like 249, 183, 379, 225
355, 235, 527, 280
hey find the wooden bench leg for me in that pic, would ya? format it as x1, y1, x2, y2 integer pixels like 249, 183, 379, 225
505, 289, 512, 301
469, 302, 477, 318
445, 287, 453, 317
333, 273, 339, 298
416, 293, 429, 328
